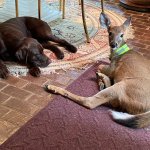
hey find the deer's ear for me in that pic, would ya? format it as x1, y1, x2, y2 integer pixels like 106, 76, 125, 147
99, 12, 111, 29
123, 17, 131, 30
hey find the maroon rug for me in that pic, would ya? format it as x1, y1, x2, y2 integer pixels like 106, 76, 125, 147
1, 63, 150, 150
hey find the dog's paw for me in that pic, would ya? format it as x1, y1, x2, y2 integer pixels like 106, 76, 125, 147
56, 52, 64, 60
66, 45, 77, 53
0, 65, 9, 79
29, 67, 41, 77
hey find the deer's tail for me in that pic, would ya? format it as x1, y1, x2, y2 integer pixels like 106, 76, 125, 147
110, 110, 150, 128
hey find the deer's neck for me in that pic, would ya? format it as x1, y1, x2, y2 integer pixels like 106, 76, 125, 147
110, 43, 130, 60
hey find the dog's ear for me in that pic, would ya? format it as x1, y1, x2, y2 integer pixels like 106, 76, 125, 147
122, 17, 131, 31
15, 45, 29, 62
0, 37, 5, 51
99, 12, 111, 29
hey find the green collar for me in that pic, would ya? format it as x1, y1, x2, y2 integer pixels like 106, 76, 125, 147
114, 44, 130, 56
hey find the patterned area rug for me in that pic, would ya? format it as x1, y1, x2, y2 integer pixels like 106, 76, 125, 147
6, 0, 133, 76
0, 0, 4, 7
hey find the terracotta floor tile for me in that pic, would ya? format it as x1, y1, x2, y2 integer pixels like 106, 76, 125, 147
0, 81, 7, 90
1, 76, 28, 88
23, 83, 49, 97
1, 110, 30, 126
26, 95, 52, 108
0, 92, 10, 103
2, 85, 32, 100
0, 120, 17, 143
3, 97, 38, 115
20, 75, 49, 86
0, 106, 10, 118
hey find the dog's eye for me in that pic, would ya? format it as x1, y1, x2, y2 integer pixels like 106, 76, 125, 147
120, 34, 124, 38
35, 54, 43, 60
109, 32, 112, 36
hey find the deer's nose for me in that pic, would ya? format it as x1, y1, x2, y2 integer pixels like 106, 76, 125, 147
110, 42, 117, 48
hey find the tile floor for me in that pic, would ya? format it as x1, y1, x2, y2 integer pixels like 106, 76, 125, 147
0, 0, 150, 145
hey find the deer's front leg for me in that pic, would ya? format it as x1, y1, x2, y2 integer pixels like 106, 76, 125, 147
45, 84, 118, 109
98, 64, 112, 76
96, 72, 111, 90
97, 64, 113, 90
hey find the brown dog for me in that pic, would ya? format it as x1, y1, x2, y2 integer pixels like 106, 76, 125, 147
0, 17, 77, 78
46, 14, 150, 128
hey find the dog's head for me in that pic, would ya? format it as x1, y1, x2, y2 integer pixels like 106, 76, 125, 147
15, 38, 51, 67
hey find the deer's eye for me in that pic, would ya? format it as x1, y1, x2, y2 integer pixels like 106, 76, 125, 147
120, 34, 124, 38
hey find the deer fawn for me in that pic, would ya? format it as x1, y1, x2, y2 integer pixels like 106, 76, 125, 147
45, 13, 150, 128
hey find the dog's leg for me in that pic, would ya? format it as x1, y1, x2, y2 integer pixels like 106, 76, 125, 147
45, 83, 121, 109
41, 35, 77, 53
42, 42, 64, 59
29, 20, 77, 53
0, 59, 9, 79
0, 38, 9, 78
28, 66, 41, 77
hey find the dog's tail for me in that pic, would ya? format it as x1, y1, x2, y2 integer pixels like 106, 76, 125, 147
110, 110, 150, 128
